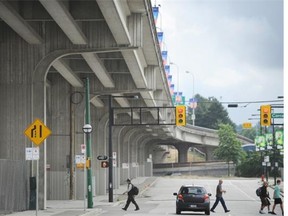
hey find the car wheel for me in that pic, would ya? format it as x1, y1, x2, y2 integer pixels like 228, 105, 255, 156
205, 209, 210, 215
176, 208, 181, 214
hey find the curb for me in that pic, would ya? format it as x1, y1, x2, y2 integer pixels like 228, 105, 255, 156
80, 208, 102, 216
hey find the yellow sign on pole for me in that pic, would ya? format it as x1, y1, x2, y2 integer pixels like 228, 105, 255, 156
242, 122, 252, 129
24, 119, 51, 146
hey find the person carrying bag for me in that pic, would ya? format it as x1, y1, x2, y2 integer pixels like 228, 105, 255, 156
122, 179, 140, 211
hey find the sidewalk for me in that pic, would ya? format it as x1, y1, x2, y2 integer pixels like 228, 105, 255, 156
2, 177, 158, 216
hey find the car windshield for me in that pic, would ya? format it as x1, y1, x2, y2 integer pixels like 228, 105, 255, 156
181, 187, 205, 194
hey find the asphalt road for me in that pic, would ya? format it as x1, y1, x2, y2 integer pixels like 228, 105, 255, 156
98, 176, 284, 216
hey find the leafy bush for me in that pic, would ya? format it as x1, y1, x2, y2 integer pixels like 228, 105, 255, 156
235, 152, 262, 177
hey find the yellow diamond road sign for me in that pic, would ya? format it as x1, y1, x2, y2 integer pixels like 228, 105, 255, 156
24, 119, 51, 146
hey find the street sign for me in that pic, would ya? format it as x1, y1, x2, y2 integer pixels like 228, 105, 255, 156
24, 119, 51, 146
113, 160, 117, 167
122, 163, 129, 169
25, 147, 39, 160
97, 155, 108, 160
272, 113, 283, 118
242, 122, 252, 129
172, 95, 185, 105
75, 155, 86, 169
81, 144, 86, 154
189, 98, 198, 109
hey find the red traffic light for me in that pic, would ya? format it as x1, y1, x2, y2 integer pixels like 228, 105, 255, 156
263, 108, 269, 113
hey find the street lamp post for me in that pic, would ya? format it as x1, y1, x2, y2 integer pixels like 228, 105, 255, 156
170, 62, 179, 105
83, 77, 93, 208
108, 95, 113, 202
186, 71, 195, 125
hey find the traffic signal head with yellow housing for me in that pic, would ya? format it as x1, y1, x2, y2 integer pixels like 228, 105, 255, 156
260, 105, 271, 126
175, 105, 186, 126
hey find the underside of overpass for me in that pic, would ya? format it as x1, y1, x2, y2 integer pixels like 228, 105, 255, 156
0, 0, 252, 212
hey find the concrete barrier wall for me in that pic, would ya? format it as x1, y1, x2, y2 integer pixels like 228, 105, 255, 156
47, 171, 70, 200
0, 160, 28, 213
153, 162, 235, 177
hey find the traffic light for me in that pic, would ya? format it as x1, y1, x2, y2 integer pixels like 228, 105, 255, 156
175, 105, 186, 126
101, 161, 109, 168
260, 105, 271, 126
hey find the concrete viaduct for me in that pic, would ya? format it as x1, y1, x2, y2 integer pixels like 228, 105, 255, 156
0, 0, 252, 212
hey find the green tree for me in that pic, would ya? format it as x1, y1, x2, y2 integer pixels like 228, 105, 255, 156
192, 95, 235, 130
214, 124, 245, 176
235, 152, 262, 177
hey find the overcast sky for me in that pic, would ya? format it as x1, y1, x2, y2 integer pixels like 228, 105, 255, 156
154, 0, 284, 125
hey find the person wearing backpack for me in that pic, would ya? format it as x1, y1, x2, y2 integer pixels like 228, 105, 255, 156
259, 181, 272, 214
122, 179, 140, 211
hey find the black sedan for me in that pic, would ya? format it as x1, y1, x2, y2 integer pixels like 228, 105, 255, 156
173, 185, 211, 215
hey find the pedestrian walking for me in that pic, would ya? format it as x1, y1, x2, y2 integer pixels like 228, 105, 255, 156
210, 179, 230, 213
270, 179, 284, 215
122, 179, 140, 211
259, 181, 272, 214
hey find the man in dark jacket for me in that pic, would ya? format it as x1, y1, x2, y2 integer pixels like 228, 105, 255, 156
259, 181, 272, 214
122, 179, 140, 211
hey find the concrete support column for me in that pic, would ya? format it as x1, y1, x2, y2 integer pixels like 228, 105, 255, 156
138, 137, 155, 177
175, 143, 191, 163
95, 113, 109, 196
204, 146, 217, 161
120, 128, 139, 183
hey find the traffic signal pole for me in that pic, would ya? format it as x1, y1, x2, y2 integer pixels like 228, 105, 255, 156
105, 105, 186, 202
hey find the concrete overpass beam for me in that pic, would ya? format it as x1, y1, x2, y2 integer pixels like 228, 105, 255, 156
144, 66, 157, 90
128, 13, 143, 47
96, 0, 131, 45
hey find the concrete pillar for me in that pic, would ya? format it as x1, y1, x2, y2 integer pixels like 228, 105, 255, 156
204, 146, 217, 161
94, 114, 109, 195
175, 143, 191, 163
145, 161, 153, 176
